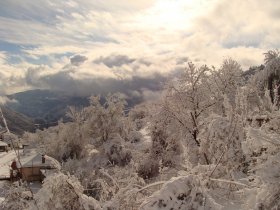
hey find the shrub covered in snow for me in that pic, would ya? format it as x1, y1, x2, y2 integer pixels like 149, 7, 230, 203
140, 175, 222, 210
199, 114, 245, 171
137, 157, 160, 179
1, 185, 33, 210
35, 173, 101, 210
128, 130, 143, 143
104, 135, 132, 166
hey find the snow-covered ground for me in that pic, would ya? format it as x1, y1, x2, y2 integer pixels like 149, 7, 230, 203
138, 127, 152, 151
0, 151, 17, 177
0, 151, 18, 207
0, 178, 10, 206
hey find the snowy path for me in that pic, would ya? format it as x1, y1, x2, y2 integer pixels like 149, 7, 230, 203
138, 127, 152, 150
0, 151, 17, 177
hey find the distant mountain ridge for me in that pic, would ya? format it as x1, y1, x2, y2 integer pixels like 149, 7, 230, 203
6, 89, 90, 129
0, 106, 35, 135
6, 89, 144, 130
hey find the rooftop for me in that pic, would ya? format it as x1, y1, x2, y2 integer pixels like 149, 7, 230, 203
0, 141, 8, 147
18, 149, 60, 169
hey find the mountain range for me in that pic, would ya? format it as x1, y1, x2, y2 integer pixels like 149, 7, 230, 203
6, 89, 90, 129
5, 89, 145, 130
0, 106, 35, 135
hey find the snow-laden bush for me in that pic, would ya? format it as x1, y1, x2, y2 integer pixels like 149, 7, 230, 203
150, 126, 168, 158
129, 104, 148, 131
102, 171, 146, 210
139, 175, 222, 210
128, 130, 143, 143
135, 119, 145, 131
104, 135, 132, 166
251, 185, 280, 210
137, 157, 160, 179
35, 173, 101, 210
248, 50, 280, 110
62, 157, 94, 181
1, 185, 33, 210
241, 112, 280, 209
161, 137, 182, 167
242, 151, 280, 209
199, 114, 244, 172
26, 120, 90, 161
85, 178, 115, 202
262, 114, 280, 134
149, 122, 183, 168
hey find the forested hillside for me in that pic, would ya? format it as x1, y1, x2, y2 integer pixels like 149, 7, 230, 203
0, 106, 35, 135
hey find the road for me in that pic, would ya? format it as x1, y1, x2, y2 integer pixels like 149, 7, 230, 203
0, 151, 17, 178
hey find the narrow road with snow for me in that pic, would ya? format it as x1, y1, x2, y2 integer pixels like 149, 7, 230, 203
0, 151, 17, 178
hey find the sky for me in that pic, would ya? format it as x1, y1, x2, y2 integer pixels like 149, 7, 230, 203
0, 0, 279, 99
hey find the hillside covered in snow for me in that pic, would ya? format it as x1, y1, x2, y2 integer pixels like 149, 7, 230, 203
1, 51, 280, 209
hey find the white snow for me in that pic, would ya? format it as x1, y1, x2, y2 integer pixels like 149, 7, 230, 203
137, 127, 152, 151
0, 151, 16, 177
0, 141, 7, 147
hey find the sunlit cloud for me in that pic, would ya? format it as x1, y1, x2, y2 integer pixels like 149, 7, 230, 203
0, 0, 279, 95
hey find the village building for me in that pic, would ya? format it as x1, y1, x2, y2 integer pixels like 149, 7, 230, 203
15, 149, 60, 182
0, 129, 29, 151
3, 133, 22, 149
0, 141, 8, 152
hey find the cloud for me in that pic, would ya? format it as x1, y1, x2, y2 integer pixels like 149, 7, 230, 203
24, 66, 167, 96
155, 0, 279, 69
176, 57, 189, 65
0, 0, 279, 96
25, 66, 44, 87
0, 96, 17, 105
70, 54, 88, 66
93, 54, 136, 68
21, 64, 171, 105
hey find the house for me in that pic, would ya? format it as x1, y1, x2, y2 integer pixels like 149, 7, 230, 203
0, 131, 22, 149
0, 141, 8, 152
16, 149, 60, 182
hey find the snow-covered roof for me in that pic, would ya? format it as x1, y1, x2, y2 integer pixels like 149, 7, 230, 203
0, 141, 8, 147
18, 149, 61, 169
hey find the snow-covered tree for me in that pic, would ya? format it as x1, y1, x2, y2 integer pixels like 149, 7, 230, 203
210, 58, 244, 114
151, 62, 216, 166
129, 103, 149, 131
140, 175, 221, 210
250, 50, 280, 107
1, 185, 34, 210
198, 114, 244, 172
163, 62, 214, 147
85, 94, 127, 143
104, 134, 132, 166
149, 118, 182, 168
35, 173, 101, 210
